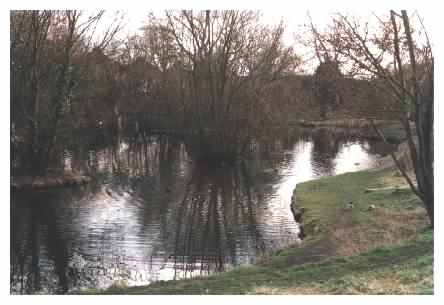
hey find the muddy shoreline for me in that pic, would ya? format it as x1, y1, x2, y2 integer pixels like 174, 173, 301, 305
11, 173, 92, 190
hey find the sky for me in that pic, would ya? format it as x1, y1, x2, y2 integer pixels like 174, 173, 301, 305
97, 8, 436, 73
115, 8, 436, 42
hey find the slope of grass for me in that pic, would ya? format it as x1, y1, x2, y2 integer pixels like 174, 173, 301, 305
292, 168, 428, 256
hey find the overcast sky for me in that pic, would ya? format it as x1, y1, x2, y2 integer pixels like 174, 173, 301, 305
95, 8, 435, 73
115, 8, 436, 40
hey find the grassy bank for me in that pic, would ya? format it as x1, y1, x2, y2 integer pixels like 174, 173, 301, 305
82, 168, 432, 295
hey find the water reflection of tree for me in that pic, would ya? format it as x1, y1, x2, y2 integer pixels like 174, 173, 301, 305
168, 163, 263, 279
310, 128, 341, 176
10, 192, 72, 294
11, 133, 316, 292
10, 138, 192, 293
245, 134, 299, 181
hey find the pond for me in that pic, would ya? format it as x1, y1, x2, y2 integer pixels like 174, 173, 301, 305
10, 129, 396, 294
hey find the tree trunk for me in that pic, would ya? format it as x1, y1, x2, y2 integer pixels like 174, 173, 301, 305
401, 10, 434, 227
415, 67, 434, 227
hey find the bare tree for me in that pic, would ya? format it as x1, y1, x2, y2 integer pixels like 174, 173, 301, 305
164, 10, 299, 161
306, 10, 434, 226
296, 13, 348, 120
10, 10, 122, 175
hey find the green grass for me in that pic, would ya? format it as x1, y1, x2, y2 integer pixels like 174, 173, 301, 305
80, 168, 433, 295
293, 169, 428, 256
81, 230, 432, 295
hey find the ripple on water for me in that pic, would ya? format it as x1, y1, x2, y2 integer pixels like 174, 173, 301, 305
10, 134, 396, 293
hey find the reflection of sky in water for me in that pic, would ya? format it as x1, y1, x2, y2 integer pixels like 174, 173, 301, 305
72, 187, 160, 288
333, 141, 379, 174
267, 140, 380, 251
275, 140, 379, 202
276, 141, 315, 199
11, 135, 393, 294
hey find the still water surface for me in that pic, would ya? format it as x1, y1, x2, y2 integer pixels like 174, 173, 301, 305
10, 129, 395, 294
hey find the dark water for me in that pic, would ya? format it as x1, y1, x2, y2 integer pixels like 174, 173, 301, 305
10, 129, 396, 294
